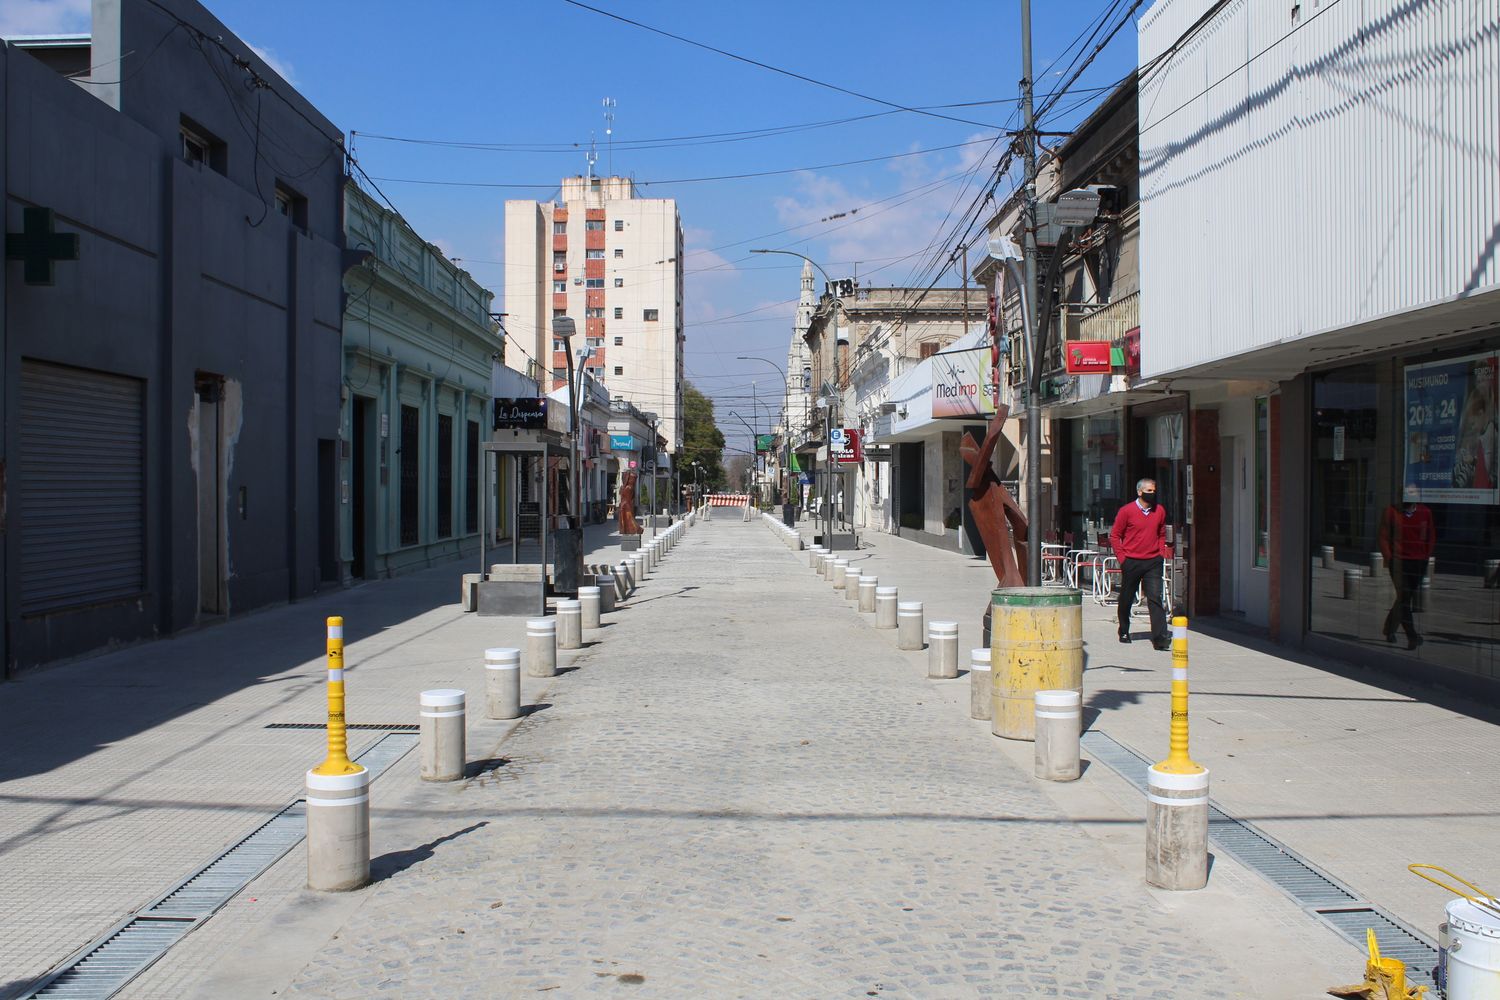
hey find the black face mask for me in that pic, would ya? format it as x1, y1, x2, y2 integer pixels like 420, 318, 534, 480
1140, 492, 1157, 508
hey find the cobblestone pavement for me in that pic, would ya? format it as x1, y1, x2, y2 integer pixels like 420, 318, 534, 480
152, 518, 1351, 999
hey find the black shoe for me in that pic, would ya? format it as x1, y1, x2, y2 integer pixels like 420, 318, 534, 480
1152, 639, 1172, 651
1118, 633, 1131, 644
1384, 631, 1397, 643
1407, 633, 1424, 650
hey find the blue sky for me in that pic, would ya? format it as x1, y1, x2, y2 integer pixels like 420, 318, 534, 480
5, 0, 1140, 457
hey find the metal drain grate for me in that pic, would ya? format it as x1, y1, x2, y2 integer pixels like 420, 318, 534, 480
1081, 730, 1440, 990
16, 732, 419, 1000
265, 722, 419, 731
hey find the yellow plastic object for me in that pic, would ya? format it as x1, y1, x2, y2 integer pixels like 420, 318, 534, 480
1409, 863, 1500, 918
1327, 929, 1427, 999
989, 589, 1083, 740
313, 616, 363, 776
1155, 616, 1204, 775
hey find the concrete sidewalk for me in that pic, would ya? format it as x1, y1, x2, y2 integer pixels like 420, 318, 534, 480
0, 528, 634, 998
816, 519, 1500, 945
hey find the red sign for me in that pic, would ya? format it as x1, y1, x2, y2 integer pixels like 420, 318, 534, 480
831, 427, 862, 464
1064, 340, 1113, 374
1123, 327, 1141, 376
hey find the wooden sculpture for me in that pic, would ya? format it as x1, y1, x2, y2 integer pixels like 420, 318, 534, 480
618, 470, 642, 535
960, 406, 1029, 643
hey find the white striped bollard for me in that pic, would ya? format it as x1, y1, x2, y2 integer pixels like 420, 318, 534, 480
485, 647, 522, 720
1033, 690, 1080, 782
832, 559, 849, 590
419, 689, 466, 782
969, 648, 992, 720
557, 599, 582, 650
579, 586, 601, 629
526, 617, 556, 677
927, 621, 958, 677
858, 575, 878, 613
875, 587, 898, 629
897, 601, 924, 651
597, 574, 617, 614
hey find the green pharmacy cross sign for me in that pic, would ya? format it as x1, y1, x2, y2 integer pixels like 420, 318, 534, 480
6, 207, 80, 286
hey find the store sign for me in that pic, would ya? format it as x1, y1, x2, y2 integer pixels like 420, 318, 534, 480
798, 472, 814, 485
609, 433, 637, 451
1405, 350, 1500, 505
830, 427, 862, 463
1064, 341, 1113, 374
493, 397, 548, 430
755, 434, 776, 453
1123, 327, 1141, 375
930, 347, 997, 419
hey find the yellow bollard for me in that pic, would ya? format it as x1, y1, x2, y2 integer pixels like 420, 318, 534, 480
313, 616, 363, 777
1157, 615, 1203, 775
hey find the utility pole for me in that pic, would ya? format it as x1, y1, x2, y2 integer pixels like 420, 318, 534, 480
1020, 0, 1043, 587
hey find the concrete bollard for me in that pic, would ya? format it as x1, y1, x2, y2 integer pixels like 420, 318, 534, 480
927, 621, 959, 678
579, 586, 601, 629
875, 587, 898, 628
1342, 568, 1361, 600
1320, 544, 1336, 569
419, 689, 466, 782
1146, 766, 1211, 890
1415, 576, 1431, 613
821, 552, 835, 580
1487, 557, 1500, 589
484, 647, 522, 720
858, 575, 878, 613
845, 567, 863, 602
832, 559, 849, 590
526, 617, 557, 677
305, 768, 370, 891
1033, 690, 1081, 781
791, 534, 804, 551
597, 574, 617, 614
897, 601, 925, 651
633, 552, 649, 581
809, 545, 824, 569
1146, 616, 1209, 890
557, 599, 582, 650
1370, 551, 1385, 576
461, 572, 482, 612
618, 560, 635, 595
969, 648, 992, 720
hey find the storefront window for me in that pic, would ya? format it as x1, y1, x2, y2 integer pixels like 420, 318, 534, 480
1309, 346, 1500, 682
1069, 415, 1124, 543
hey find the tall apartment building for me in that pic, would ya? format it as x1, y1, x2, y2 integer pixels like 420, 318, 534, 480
504, 176, 685, 453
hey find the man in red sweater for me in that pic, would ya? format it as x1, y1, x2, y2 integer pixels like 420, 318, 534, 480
1110, 477, 1171, 649
1378, 487, 1436, 649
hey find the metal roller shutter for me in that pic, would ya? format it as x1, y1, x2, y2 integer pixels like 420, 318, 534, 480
19, 359, 146, 615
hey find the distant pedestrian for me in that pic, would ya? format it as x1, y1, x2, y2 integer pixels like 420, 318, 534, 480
1378, 486, 1435, 649
1110, 478, 1171, 649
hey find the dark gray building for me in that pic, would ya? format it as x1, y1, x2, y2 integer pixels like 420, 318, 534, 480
1, 0, 346, 673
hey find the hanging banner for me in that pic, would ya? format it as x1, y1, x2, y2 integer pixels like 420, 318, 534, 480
930, 348, 998, 419
1405, 350, 1500, 504
830, 427, 863, 463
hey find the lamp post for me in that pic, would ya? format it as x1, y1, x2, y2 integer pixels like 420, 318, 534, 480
551, 316, 586, 592
737, 355, 790, 509
750, 249, 845, 551
642, 410, 659, 535
728, 411, 760, 504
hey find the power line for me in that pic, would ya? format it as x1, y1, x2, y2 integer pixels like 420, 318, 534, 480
369, 136, 1000, 190
557, 0, 1003, 129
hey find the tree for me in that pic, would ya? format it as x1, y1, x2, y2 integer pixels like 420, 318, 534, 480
680, 382, 727, 489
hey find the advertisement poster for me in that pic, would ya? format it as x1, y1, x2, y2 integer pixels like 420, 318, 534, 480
930, 348, 998, 419
1405, 350, 1500, 504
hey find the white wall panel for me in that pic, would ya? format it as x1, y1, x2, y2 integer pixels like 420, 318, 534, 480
1139, 0, 1500, 379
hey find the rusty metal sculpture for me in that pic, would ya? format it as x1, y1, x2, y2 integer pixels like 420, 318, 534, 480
961, 406, 1029, 643
618, 469, 642, 536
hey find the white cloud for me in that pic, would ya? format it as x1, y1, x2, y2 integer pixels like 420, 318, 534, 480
0, 0, 89, 36
249, 43, 296, 86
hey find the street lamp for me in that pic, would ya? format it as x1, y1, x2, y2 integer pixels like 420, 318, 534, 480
728, 410, 760, 504
750, 249, 845, 551
642, 410, 660, 536
551, 315, 585, 592
737, 355, 792, 517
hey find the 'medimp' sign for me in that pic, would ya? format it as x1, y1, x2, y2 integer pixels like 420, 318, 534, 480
930, 347, 997, 419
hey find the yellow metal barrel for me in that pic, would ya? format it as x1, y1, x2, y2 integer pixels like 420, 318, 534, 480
990, 588, 1084, 741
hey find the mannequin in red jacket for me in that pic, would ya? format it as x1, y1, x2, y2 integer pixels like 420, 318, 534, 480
1378, 486, 1435, 649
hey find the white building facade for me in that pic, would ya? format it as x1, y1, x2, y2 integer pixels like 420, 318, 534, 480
1138, 0, 1500, 694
